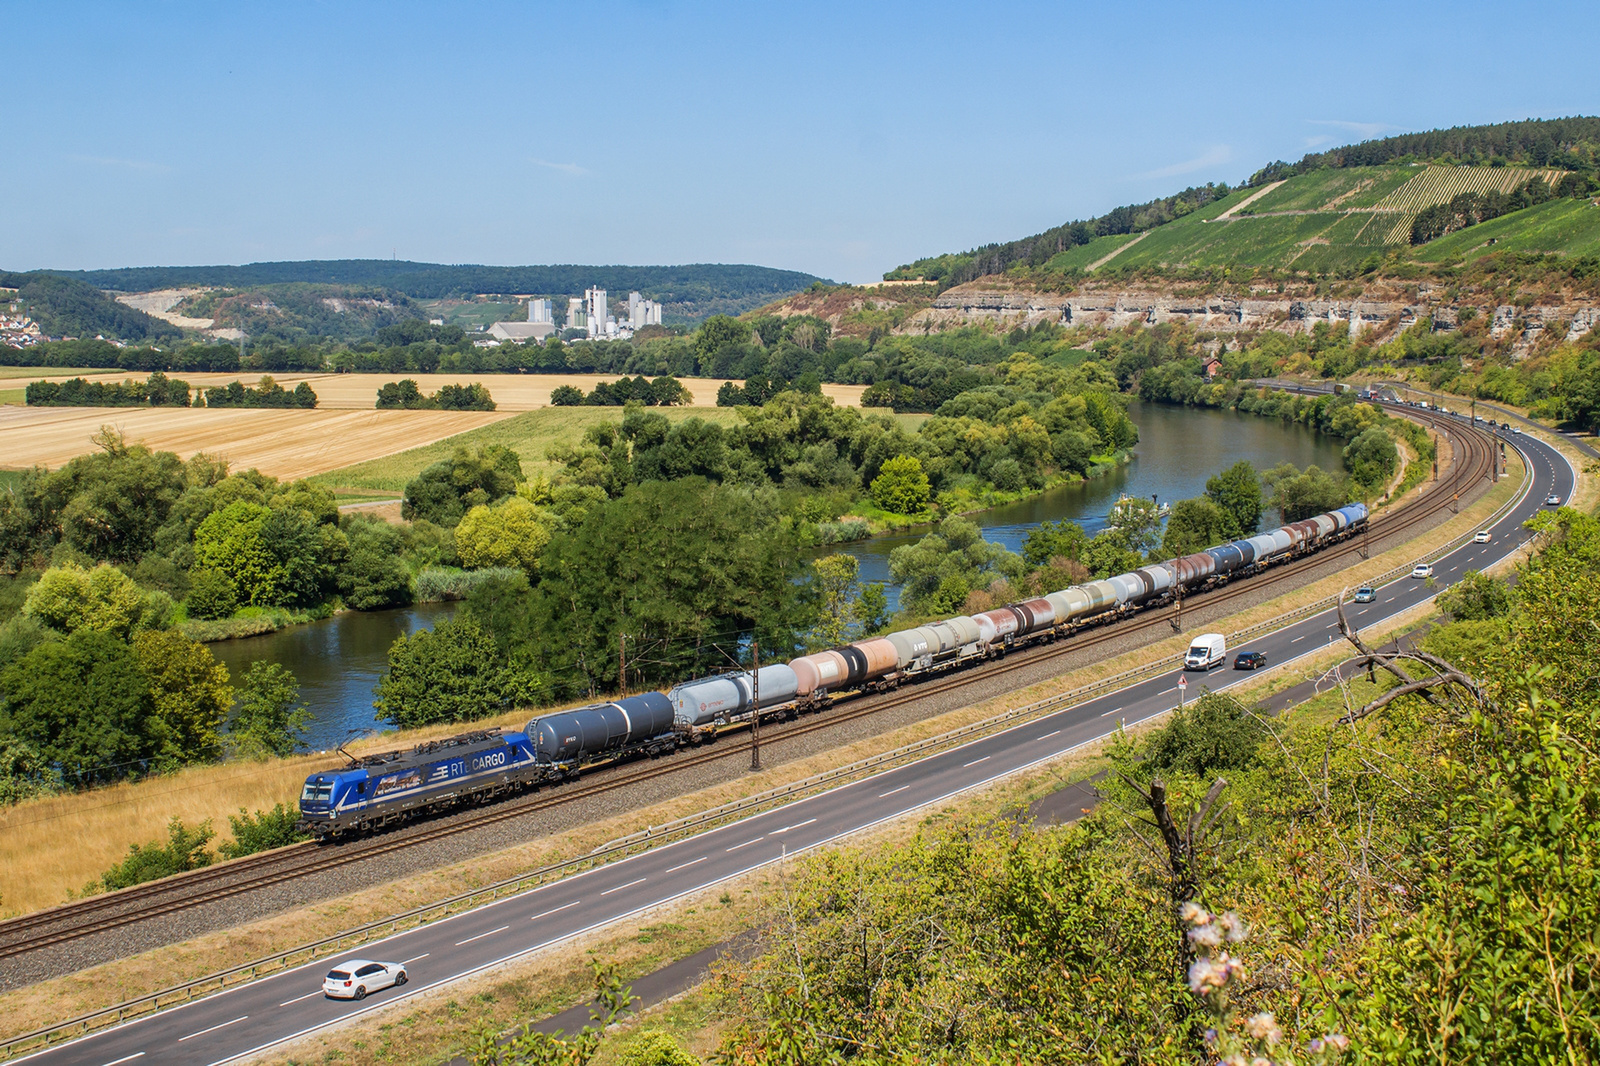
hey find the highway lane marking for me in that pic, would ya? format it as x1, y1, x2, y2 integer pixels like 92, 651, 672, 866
100, 1054, 145, 1066
773, 818, 817, 834
401, 953, 430, 965
601, 878, 648, 896
726, 836, 764, 852
180, 1015, 247, 1041
878, 784, 909, 798
1291, 635, 1306, 642
1098, 706, 1122, 717
455, 925, 509, 946
1037, 729, 1061, 740
530, 900, 581, 921
279, 990, 323, 1006
664, 856, 707, 873
963, 755, 991, 767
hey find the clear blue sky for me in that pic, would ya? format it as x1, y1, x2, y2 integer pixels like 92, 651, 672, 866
6, 0, 1597, 283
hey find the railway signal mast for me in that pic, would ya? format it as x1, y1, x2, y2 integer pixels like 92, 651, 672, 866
750, 638, 761, 772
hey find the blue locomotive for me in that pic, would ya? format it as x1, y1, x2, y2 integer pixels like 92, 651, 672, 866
299, 729, 539, 840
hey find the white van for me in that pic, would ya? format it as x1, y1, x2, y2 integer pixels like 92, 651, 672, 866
1184, 633, 1227, 671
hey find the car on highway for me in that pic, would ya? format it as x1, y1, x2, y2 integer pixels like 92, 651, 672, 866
1512, 425, 1522, 434
323, 960, 407, 1000
1411, 563, 1434, 579
1353, 586, 1376, 603
1474, 530, 1492, 543
1546, 494, 1563, 506
1233, 651, 1267, 670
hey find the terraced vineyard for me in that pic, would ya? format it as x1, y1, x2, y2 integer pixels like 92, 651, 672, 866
1041, 163, 1596, 275
1372, 165, 1567, 242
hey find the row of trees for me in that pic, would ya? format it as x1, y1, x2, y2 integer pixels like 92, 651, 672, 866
25, 372, 194, 407
204, 376, 318, 408
549, 376, 692, 407
376, 379, 497, 410
1409, 172, 1589, 244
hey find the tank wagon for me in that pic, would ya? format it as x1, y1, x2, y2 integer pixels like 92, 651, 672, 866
300, 503, 1367, 842
299, 729, 539, 841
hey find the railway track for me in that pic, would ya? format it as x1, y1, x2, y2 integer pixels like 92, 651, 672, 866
0, 408, 1497, 969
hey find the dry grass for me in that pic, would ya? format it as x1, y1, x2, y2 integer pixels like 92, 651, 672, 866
0, 371, 867, 412
0, 406, 516, 481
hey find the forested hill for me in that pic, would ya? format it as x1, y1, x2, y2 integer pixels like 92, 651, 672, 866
888, 116, 1600, 286
62, 261, 829, 313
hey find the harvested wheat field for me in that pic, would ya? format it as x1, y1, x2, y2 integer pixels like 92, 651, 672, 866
1, 371, 867, 410
0, 405, 512, 480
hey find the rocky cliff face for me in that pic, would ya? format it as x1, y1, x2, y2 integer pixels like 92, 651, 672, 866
902, 281, 1598, 356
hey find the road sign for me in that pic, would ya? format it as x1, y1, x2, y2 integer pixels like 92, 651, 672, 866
1178, 676, 1187, 689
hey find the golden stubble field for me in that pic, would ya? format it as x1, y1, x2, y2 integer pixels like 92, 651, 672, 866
0, 406, 514, 481
8, 371, 868, 411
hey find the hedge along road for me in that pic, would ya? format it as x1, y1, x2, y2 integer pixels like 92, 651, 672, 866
16, 421, 1574, 1066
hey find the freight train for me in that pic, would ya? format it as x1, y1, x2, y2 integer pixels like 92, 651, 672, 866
298, 502, 1367, 840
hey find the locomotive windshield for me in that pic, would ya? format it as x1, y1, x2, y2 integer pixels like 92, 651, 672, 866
302, 780, 333, 804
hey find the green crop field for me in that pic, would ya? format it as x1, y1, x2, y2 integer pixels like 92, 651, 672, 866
414, 298, 522, 330
0, 388, 23, 405
1238, 166, 1415, 214
1410, 197, 1600, 262
310, 406, 748, 496
1045, 232, 1141, 272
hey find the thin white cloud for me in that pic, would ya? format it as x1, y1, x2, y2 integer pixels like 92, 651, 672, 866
531, 157, 588, 176
70, 154, 171, 173
1306, 119, 1395, 141
1133, 145, 1232, 181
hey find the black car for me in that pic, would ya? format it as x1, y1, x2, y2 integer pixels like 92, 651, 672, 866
1233, 651, 1267, 670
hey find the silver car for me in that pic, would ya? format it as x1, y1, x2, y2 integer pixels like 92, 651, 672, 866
323, 959, 408, 1000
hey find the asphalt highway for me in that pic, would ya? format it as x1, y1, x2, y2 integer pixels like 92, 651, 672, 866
18, 422, 1574, 1066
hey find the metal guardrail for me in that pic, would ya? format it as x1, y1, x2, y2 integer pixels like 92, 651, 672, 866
0, 441, 1535, 1062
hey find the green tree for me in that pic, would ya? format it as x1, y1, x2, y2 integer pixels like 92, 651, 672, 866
1079, 531, 1143, 580
1104, 495, 1163, 556
1204, 460, 1261, 537
132, 628, 231, 771
1342, 426, 1399, 490
229, 661, 311, 758
1435, 569, 1512, 621
1161, 497, 1235, 558
340, 516, 413, 610
98, 817, 214, 891
455, 497, 554, 574
888, 517, 1025, 618
402, 445, 524, 526
1264, 463, 1347, 522
1140, 693, 1266, 779
1022, 518, 1088, 568
869, 455, 931, 515
376, 617, 543, 729
0, 739, 60, 806
0, 630, 157, 786
193, 501, 332, 607
812, 553, 861, 647
184, 567, 239, 620
22, 562, 169, 637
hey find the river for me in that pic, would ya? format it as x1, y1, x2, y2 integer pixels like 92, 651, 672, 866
208, 400, 1346, 748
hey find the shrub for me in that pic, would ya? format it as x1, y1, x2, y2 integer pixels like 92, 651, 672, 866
1142, 693, 1266, 779
550, 384, 585, 406
185, 567, 238, 620
98, 817, 214, 891
817, 517, 871, 544
219, 802, 309, 858
615, 1029, 701, 1066
870, 454, 931, 515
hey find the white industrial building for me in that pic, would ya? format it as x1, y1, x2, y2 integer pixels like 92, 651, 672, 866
486, 289, 660, 344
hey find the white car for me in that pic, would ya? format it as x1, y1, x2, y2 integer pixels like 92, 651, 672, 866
1410, 563, 1434, 579
1473, 530, 1492, 544
323, 959, 407, 1000
1546, 494, 1562, 506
